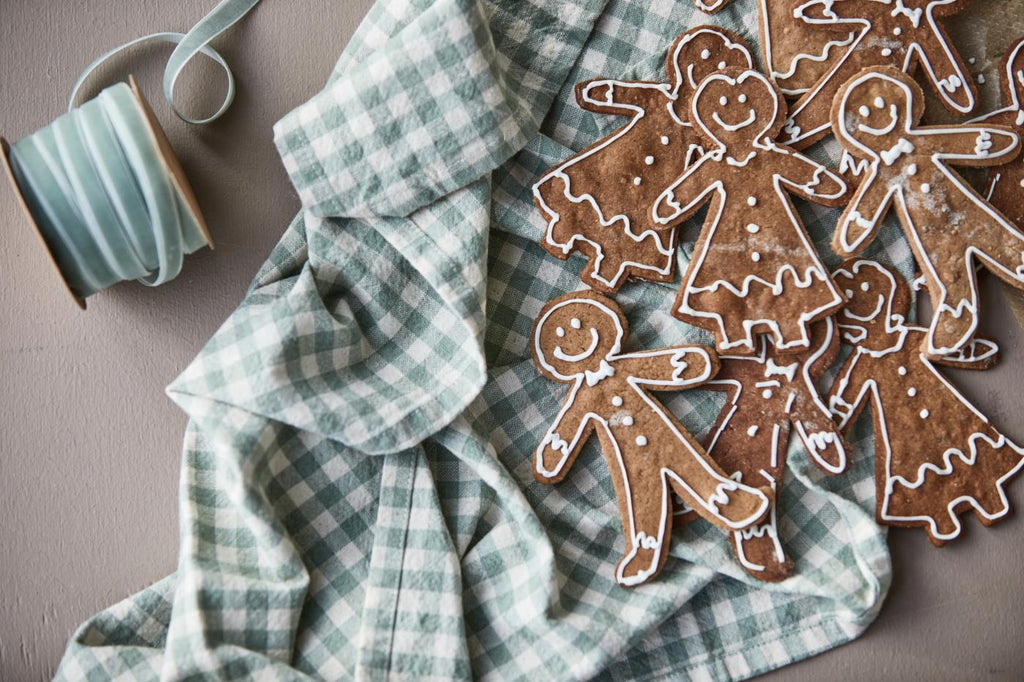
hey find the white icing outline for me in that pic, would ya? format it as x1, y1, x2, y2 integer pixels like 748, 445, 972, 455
829, 260, 1024, 542
834, 69, 1024, 356
532, 28, 752, 290
783, 0, 975, 146
652, 70, 846, 352
534, 295, 770, 586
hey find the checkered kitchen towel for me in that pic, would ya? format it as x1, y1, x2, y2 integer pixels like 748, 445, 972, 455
56, 0, 911, 679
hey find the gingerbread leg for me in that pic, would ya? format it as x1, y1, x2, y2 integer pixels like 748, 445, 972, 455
928, 271, 981, 355
615, 471, 672, 587
661, 444, 770, 532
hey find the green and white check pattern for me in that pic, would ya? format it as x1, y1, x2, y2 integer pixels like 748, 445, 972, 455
57, 0, 910, 679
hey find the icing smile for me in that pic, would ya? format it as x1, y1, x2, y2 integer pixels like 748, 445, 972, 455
554, 328, 600, 362
857, 105, 899, 136
842, 294, 885, 322
712, 109, 757, 131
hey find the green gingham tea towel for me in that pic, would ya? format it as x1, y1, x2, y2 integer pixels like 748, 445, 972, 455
55, 0, 913, 679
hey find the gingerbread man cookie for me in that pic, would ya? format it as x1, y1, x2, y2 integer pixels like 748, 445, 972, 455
831, 66, 1024, 358
826, 259, 1024, 545
780, 0, 977, 149
533, 27, 753, 293
533, 291, 770, 586
651, 68, 849, 356
972, 36, 1024, 229
686, 316, 848, 582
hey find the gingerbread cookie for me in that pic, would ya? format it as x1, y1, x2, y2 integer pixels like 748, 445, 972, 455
533, 27, 753, 293
532, 291, 770, 586
826, 259, 1024, 545
972, 36, 1024, 228
831, 66, 1024, 358
756, 0, 862, 97
651, 67, 849, 356
687, 316, 848, 582
780, 0, 977, 149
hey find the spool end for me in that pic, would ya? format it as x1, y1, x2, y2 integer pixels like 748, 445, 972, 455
1, 136, 87, 310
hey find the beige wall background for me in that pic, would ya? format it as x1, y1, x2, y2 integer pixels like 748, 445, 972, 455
0, 1, 1022, 680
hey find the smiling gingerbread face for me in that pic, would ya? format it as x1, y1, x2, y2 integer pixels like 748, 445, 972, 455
835, 68, 925, 157
834, 260, 910, 347
533, 293, 625, 381
691, 69, 784, 149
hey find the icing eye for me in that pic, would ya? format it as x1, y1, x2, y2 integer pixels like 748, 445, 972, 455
874, 97, 885, 109
861, 282, 870, 291
701, 49, 711, 59
718, 61, 727, 69
556, 327, 565, 338
845, 289, 854, 298
738, 94, 747, 103
719, 96, 728, 106
859, 105, 870, 117
570, 318, 582, 329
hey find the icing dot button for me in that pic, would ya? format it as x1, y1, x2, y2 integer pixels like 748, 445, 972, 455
881, 48, 892, 57
751, 252, 761, 262
636, 435, 648, 447
633, 177, 642, 186
747, 425, 758, 437
921, 183, 931, 194
661, 135, 669, 145
747, 196, 757, 207
908, 387, 917, 397
762, 389, 773, 399
612, 396, 623, 407
645, 155, 655, 165
622, 416, 634, 426
898, 366, 907, 376
745, 223, 760, 233
894, 27, 902, 35
920, 409, 930, 419
907, 163, 917, 176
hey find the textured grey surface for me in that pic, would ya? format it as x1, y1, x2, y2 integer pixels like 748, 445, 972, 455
0, 1, 1021, 680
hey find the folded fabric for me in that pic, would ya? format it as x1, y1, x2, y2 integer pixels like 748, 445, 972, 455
56, 0, 911, 679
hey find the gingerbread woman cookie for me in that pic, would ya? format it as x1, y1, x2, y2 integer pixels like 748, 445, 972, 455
651, 67, 849, 356
533, 291, 770, 586
685, 316, 848, 582
780, 0, 977, 149
826, 259, 1024, 545
831, 66, 1024, 358
972, 36, 1024, 229
533, 27, 753, 293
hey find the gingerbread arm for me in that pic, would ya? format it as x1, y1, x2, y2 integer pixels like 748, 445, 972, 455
832, 167, 897, 257
790, 386, 849, 475
576, 79, 669, 117
535, 383, 594, 483
911, 21, 976, 115
928, 337, 1000, 370
825, 351, 871, 433
651, 157, 718, 229
614, 346, 719, 391
792, 0, 870, 30
773, 147, 849, 206
916, 125, 1020, 167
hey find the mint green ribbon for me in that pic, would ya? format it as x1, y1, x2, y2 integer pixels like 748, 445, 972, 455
8, 0, 260, 302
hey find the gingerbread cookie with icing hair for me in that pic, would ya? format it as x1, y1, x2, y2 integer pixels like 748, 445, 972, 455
533, 27, 753, 293
779, 0, 977, 149
532, 291, 770, 586
971, 36, 1024, 229
681, 317, 848, 582
826, 259, 1024, 545
831, 66, 1024, 358
652, 67, 849, 356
